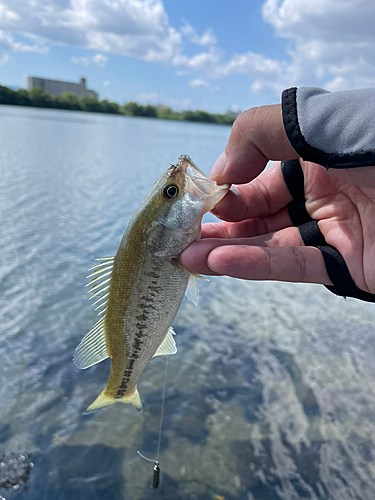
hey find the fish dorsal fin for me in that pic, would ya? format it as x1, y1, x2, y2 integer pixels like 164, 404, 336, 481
86, 257, 115, 316
73, 317, 109, 369
153, 327, 177, 357
74, 257, 115, 370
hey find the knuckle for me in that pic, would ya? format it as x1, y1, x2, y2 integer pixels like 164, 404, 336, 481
251, 217, 267, 237
231, 107, 261, 146
263, 248, 272, 280
264, 234, 275, 248
252, 177, 272, 215
291, 246, 307, 281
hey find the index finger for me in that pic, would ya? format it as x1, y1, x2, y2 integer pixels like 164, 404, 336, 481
212, 161, 293, 222
210, 104, 298, 186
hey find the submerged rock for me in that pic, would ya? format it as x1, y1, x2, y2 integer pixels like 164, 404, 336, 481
0, 452, 33, 489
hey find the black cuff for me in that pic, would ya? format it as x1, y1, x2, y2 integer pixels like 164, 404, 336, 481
298, 221, 375, 302
281, 160, 312, 226
299, 221, 326, 246
281, 160, 304, 199
317, 246, 375, 302
288, 199, 312, 226
282, 87, 375, 169
280, 159, 375, 302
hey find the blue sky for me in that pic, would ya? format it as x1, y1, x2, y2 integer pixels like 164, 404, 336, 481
0, 0, 375, 113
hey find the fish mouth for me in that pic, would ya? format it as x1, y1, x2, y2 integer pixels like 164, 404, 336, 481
177, 154, 230, 202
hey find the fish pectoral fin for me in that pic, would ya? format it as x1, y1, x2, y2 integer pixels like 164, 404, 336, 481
153, 327, 177, 357
84, 387, 142, 413
174, 261, 207, 306
191, 272, 209, 281
73, 317, 109, 369
185, 273, 200, 306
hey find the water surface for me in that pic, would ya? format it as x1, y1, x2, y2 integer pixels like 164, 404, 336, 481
1, 105, 375, 500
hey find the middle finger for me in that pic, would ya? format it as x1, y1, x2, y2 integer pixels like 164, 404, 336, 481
212, 161, 293, 222
181, 226, 305, 275
202, 206, 293, 239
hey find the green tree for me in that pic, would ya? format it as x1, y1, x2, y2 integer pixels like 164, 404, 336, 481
58, 92, 82, 110
29, 87, 53, 108
0, 83, 234, 126
122, 102, 143, 116
157, 107, 173, 120
100, 99, 120, 114
141, 104, 157, 118
0, 85, 17, 105
183, 110, 214, 123
15, 89, 31, 107
211, 113, 235, 125
80, 96, 103, 113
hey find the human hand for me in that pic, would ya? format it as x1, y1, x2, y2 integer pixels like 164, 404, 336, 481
181, 104, 375, 294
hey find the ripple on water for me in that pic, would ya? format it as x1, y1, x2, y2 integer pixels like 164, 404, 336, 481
2, 107, 375, 499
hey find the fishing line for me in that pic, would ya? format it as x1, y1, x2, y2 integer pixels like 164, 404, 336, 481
156, 356, 168, 463
137, 355, 169, 489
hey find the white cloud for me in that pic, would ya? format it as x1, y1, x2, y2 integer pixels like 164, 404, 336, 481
189, 79, 210, 88
0, 29, 48, 53
0, 53, 8, 65
175, 0, 375, 97
228, 104, 242, 115
262, 0, 375, 43
103, 80, 110, 87
71, 53, 108, 68
71, 56, 90, 66
173, 48, 221, 71
0, 4, 18, 22
1, 0, 375, 101
325, 75, 347, 91
189, 79, 219, 91
137, 92, 158, 103
180, 22, 217, 46
0, 0, 181, 62
92, 53, 107, 68
258, 0, 375, 92
176, 0, 375, 98
162, 97, 192, 110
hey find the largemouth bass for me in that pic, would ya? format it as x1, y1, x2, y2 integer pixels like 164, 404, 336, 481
74, 155, 230, 413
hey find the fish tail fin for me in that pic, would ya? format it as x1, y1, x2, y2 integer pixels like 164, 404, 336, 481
84, 387, 142, 414
121, 387, 143, 412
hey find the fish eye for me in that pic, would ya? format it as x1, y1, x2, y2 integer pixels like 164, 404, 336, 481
162, 183, 179, 200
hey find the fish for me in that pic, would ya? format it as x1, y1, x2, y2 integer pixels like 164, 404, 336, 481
73, 154, 230, 413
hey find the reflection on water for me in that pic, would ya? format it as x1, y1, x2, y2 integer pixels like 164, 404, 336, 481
1, 105, 375, 499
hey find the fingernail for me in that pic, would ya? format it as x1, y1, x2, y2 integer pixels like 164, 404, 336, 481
210, 152, 227, 181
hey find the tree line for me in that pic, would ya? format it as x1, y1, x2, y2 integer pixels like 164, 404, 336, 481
0, 85, 236, 125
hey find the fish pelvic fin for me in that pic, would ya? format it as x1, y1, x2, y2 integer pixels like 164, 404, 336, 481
84, 387, 143, 414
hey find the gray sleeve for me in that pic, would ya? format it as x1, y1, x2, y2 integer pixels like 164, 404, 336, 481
282, 87, 375, 168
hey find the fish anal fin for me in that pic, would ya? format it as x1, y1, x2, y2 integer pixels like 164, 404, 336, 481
153, 327, 177, 357
84, 387, 142, 414
73, 317, 109, 369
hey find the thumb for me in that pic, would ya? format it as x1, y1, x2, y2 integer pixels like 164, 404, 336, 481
210, 104, 298, 185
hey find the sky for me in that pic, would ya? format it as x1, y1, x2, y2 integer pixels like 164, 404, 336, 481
0, 0, 375, 113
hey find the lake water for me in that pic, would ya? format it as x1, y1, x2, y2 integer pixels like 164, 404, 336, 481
1, 105, 375, 500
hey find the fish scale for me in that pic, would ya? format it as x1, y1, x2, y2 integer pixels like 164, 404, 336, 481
109, 256, 188, 400
73, 155, 230, 413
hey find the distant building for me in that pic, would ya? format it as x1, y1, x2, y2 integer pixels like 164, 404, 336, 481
27, 76, 98, 99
